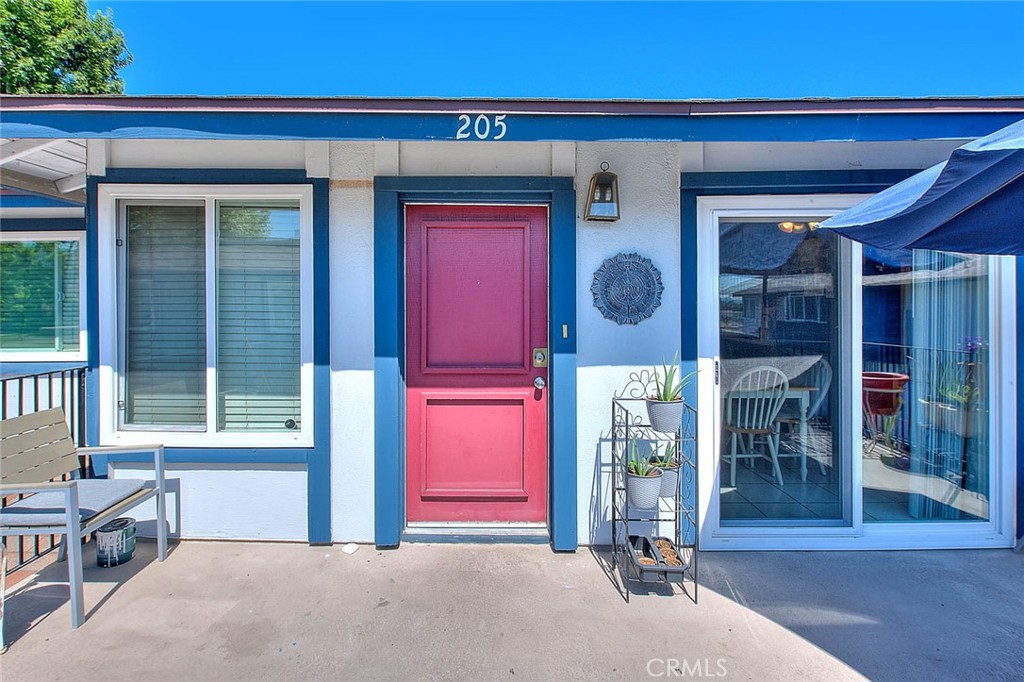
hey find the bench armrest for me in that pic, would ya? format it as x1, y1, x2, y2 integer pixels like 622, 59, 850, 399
0, 480, 75, 496
78, 445, 166, 495
78, 444, 165, 456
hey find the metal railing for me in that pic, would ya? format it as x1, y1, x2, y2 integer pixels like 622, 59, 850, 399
2, 366, 89, 575
862, 342, 983, 451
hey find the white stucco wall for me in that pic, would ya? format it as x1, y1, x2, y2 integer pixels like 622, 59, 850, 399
109, 462, 308, 541
574, 143, 682, 543
108, 140, 307, 169
328, 142, 377, 542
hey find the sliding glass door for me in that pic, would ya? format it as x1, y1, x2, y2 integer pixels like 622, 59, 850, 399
697, 195, 1014, 549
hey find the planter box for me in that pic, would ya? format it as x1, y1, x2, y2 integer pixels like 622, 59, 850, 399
625, 535, 689, 583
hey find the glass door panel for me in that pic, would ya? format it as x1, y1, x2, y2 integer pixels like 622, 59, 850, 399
718, 218, 844, 525
861, 248, 990, 522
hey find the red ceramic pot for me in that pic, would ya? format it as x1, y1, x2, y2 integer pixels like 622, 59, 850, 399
862, 371, 910, 416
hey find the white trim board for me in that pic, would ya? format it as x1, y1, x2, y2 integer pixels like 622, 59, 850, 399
96, 184, 315, 448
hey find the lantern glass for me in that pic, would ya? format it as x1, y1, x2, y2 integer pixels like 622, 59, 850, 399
584, 170, 620, 221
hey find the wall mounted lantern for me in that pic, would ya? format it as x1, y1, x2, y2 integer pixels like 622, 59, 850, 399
585, 162, 620, 222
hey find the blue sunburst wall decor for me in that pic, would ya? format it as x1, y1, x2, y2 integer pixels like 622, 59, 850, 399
591, 252, 664, 325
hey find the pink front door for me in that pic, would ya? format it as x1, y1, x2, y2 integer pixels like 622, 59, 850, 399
406, 204, 548, 522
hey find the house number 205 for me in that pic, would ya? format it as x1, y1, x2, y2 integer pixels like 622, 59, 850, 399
456, 114, 508, 140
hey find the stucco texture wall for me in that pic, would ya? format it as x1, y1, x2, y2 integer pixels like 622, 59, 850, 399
574, 143, 682, 544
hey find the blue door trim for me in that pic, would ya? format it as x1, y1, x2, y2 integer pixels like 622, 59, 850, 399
373, 177, 577, 551
85, 168, 332, 545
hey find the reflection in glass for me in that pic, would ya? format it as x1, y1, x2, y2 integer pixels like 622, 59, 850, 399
0, 240, 80, 352
862, 248, 989, 522
718, 219, 841, 524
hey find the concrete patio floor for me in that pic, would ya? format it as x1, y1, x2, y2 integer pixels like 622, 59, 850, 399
2, 541, 1022, 681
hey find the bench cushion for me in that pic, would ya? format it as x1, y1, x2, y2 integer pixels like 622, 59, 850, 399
0, 479, 146, 528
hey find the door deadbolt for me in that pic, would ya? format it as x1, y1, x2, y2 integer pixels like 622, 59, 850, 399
532, 348, 548, 367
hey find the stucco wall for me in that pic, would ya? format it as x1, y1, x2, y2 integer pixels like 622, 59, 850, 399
574, 143, 682, 543
109, 462, 308, 541
328, 142, 376, 542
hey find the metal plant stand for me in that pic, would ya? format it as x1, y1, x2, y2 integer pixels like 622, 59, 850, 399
611, 386, 699, 603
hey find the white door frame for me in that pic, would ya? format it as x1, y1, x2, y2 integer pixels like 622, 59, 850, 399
696, 194, 1017, 550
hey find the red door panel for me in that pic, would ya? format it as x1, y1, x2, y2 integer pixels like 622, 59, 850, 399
406, 205, 548, 523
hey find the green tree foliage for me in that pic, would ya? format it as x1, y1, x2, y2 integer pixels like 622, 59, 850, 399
0, 0, 132, 94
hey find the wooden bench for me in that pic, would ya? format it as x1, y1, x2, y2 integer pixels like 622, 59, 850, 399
0, 408, 167, 628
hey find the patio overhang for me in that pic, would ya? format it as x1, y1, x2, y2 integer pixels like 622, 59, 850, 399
0, 137, 87, 205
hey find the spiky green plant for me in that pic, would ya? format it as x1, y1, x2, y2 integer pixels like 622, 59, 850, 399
628, 440, 659, 477
651, 442, 678, 468
649, 352, 698, 402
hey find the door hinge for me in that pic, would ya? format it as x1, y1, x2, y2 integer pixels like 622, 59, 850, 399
715, 360, 720, 386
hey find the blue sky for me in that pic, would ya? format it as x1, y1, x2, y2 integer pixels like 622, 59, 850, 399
99, 1, 1024, 100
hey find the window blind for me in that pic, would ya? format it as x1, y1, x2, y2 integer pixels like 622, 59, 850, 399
0, 240, 80, 352
124, 205, 207, 426
216, 203, 301, 431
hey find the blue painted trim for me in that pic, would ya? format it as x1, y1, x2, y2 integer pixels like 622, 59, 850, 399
100, 168, 310, 184
3, 111, 1021, 144
0, 362, 86, 379
680, 191, 699, 408
679, 170, 919, 194
308, 177, 332, 544
0, 192, 83, 209
1017, 257, 1024, 542
87, 168, 331, 544
373, 177, 577, 550
549, 188, 578, 552
0, 217, 85, 232
373, 189, 403, 548
85, 177, 100, 454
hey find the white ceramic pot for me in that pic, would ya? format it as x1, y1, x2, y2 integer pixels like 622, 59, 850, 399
657, 464, 680, 498
627, 470, 662, 510
645, 399, 683, 433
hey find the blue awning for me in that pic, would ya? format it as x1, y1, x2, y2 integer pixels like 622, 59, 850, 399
820, 118, 1024, 255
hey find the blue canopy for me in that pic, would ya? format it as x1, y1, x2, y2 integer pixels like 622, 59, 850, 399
820, 118, 1024, 255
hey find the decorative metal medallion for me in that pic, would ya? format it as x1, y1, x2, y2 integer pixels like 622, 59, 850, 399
591, 252, 663, 325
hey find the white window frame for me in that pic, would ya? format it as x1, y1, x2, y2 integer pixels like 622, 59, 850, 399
0, 230, 87, 362
696, 194, 1017, 550
97, 184, 314, 448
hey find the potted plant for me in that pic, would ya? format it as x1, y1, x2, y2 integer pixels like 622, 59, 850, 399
645, 354, 698, 433
650, 442, 680, 498
920, 359, 982, 439
626, 440, 662, 510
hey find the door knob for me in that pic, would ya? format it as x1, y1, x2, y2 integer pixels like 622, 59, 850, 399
534, 377, 546, 390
